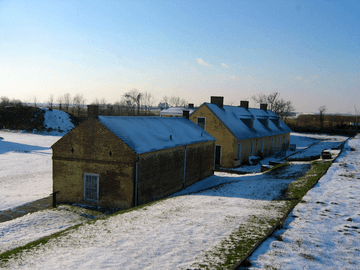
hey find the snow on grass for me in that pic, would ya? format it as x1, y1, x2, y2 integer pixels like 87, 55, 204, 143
42, 108, 74, 134
1, 164, 311, 269
0, 208, 89, 254
245, 136, 360, 269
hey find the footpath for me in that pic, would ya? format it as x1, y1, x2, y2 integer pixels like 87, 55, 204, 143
0, 196, 52, 223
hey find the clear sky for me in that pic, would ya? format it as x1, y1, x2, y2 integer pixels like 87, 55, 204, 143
1, 0, 359, 113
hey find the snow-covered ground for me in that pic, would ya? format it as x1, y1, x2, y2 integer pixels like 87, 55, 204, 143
0, 131, 60, 211
0, 108, 73, 211
0, 128, 354, 269
244, 136, 360, 269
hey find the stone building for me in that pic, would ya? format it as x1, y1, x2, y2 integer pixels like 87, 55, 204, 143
52, 106, 215, 210
190, 96, 292, 168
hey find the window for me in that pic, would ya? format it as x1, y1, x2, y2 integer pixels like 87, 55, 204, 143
251, 141, 254, 155
261, 139, 264, 153
271, 137, 274, 148
197, 117, 206, 130
278, 137, 281, 147
237, 143, 241, 159
83, 173, 99, 202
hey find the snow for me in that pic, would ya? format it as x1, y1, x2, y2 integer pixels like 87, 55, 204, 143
42, 108, 74, 134
0, 131, 61, 211
1, 129, 359, 269
0, 108, 72, 211
244, 136, 360, 269
98, 116, 215, 154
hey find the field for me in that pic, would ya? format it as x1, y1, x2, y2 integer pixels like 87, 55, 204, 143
1, 125, 358, 269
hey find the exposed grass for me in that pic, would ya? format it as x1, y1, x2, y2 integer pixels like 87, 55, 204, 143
188, 161, 333, 269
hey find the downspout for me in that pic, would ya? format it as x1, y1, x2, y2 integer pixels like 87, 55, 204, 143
213, 141, 216, 171
183, 146, 187, 189
135, 157, 139, 207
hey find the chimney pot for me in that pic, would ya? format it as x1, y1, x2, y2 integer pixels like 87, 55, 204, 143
188, 103, 194, 108
260, 103, 268, 111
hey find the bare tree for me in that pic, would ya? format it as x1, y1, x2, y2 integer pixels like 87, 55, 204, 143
159, 96, 170, 110
48, 94, 54, 109
31, 96, 38, 108
57, 95, 63, 111
73, 93, 86, 116
252, 92, 295, 119
142, 92, 155, 114
169, 96, 188, 107
124, 89, 142, 115
63, 93, 71, 112
318, 105, 327, 129
355, 106, 359, 132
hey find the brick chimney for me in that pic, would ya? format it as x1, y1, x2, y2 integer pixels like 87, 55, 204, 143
210, 96, 224, 108
240, 101, 249, 110
183, 110, 190, 119
260, 103, 267, 111
87, 105, 99, 118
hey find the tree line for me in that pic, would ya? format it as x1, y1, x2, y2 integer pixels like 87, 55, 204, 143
1, 89, 189, 117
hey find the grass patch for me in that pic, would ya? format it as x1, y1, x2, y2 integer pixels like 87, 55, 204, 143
0, 224, 82, 267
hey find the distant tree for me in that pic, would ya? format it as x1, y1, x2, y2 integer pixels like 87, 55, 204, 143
124, 89, 142, 115
63, 93, 71, 112
169, 96, 188, 107
318, 105, 327, 129
252, 92, 295, 120
56, 95, 63, 111
142, 92, 155, 114
48, 94, 54, 109
31, 96, 38, 108
159, 96, 170, 110
0, 96, 10, 109
73, 93, 86, 116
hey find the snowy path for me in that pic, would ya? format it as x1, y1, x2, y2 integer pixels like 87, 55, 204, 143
246, 136, 360, 269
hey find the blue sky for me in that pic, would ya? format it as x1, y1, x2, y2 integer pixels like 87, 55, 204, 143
1, 0, 359, 113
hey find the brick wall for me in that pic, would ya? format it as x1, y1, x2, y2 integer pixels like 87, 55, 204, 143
52, 118, 136, 209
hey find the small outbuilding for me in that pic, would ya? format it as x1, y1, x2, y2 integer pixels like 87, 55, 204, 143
52, 106, 216, 210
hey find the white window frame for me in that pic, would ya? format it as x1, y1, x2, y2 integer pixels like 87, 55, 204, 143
237, 143, 241, 159
197, 117, 206, 130
83, 173, 99, 202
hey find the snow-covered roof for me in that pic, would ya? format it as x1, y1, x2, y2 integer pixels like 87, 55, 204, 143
200, 103, 292, 140
98, 116, 215, 154
159, 107, 196, 116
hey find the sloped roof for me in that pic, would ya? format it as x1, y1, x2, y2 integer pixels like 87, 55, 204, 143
198, 103, 292, 140
159, 107, 196, 116
98, 116, 215, 154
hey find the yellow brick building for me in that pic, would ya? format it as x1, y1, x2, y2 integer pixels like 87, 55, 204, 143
189, 97, 292, 168
52, 106, 215, 210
